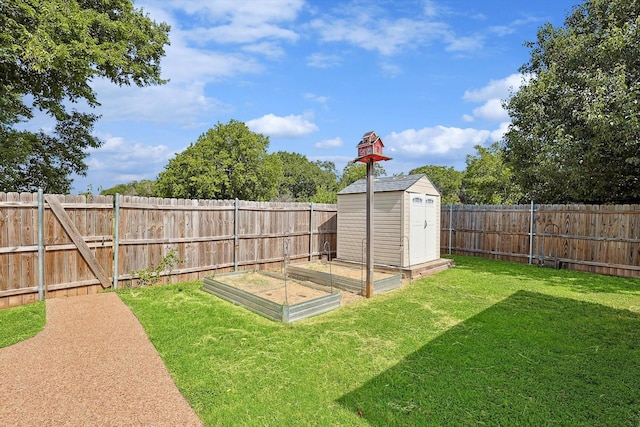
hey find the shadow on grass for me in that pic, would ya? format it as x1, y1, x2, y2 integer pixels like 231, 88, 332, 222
337, 291, 640, 426
449, 255, 640, 295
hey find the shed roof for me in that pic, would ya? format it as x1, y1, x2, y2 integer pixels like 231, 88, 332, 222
338, 173, 432, 195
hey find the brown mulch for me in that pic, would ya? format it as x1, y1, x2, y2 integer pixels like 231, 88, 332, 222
0, 292, 203, 427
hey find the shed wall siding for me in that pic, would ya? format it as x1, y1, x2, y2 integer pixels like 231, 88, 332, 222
405, 180, 440, 196
337, 192, 403, 265
374, 192, 403, 265
337, 194, 365, 262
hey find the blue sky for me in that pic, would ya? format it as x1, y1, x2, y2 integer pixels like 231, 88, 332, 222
70, 0, 578, 193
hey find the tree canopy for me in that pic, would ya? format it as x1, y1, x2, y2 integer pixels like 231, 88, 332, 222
338, 162, 386, 190
408, 165, 463, 205
101, 180, 155, 197
273, 152, 337, 202
0, 0, 170, 193
154, 120, 283, 201
461, 142, 523, 205
503, 0, 640, 203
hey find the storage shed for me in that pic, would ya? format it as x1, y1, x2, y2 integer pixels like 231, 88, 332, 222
337, 174, 441, 268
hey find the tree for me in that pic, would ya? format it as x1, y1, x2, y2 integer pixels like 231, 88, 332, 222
154, 120, 283, 201
273, 152, 337, 202
0, 112, 98, 193
460, 142, 523, 205
310, 184, 338, 204
0, 0, 170, 193
408, 165, 463, 205
503, 0, 640, 203
100, 180, 155, 197
338, 162, 386, 190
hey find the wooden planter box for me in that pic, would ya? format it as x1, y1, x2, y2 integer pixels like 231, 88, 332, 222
202, 273, 340, 323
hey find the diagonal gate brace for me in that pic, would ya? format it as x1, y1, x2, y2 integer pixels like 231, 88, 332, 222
45, 195, 112, 289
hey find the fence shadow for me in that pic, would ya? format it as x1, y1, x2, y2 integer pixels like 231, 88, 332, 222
337, 290, 640, 425
449, 255, 640, 295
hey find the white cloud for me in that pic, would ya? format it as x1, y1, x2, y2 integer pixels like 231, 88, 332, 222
92, 80, 232, 128
444, 34, 484, 52
242, 41, 285, 58
154, 0, 305, 43
491, 121, 511, 141
489, 25, 516, 37
246, 113, 319, 138
306, 53, 342, 68
379, 61, 402, 78
75, 134, 178, 191
89, 135, 176, 168
423, 0, 440, 18
489, 16, 541, 37
463, 73, 527, 103
462, 73, 530, 123
169, 0, 304, 24
161, 37, 262, 84
314, 137, 343, 149
385, 126, 494, 156
72, 132, 181, 193
186, 23, 299, 45
305, 93, 330, 104
134, 4, 262, 82
472, 98, 510, 122
159, 0, 304, 45
311, 16, 452, 56
309, 2, 485, 56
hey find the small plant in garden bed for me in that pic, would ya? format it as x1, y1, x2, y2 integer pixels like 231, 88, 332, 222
130, 248, 182, 287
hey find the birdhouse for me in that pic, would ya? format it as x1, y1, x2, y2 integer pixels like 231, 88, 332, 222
356, 131, 391, 163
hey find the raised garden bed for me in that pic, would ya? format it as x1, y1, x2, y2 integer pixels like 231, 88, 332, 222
286, 261, 403, 295
202, 271, 340, 323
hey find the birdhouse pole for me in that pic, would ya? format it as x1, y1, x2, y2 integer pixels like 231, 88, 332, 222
365, 158, 374, 298
354, 131, 391, 298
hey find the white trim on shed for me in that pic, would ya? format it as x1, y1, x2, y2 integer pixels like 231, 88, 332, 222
337, 174, 441, 267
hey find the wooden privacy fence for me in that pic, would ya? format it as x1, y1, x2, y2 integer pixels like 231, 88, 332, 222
2, 193, 638, 309
0, 192, 337, 308
441, 203, 640, 278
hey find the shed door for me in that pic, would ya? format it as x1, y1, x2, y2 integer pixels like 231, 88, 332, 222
409, 194, 427, 265
424, 195, 438, 261
410, 194, 438, 265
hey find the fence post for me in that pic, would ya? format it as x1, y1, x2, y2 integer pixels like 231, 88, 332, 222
449, 204, 453, 255
529, 200, 535, 264
234, 198, 239, 272
112, 194, 120, 289
309, 202, 314, 261
37, 189, 44, 301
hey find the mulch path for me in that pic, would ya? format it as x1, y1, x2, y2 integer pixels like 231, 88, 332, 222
0, 292, 203, 427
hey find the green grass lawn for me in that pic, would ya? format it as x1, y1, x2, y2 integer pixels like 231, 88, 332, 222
0, 301, 45, 348
116, 256, 640, 426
